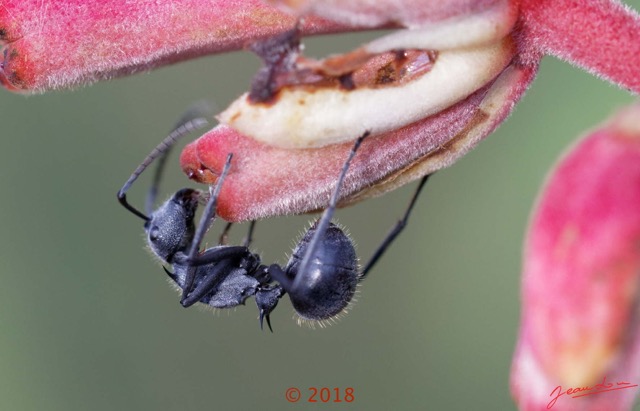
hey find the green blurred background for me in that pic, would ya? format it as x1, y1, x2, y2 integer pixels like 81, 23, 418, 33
0, 21, 637, 411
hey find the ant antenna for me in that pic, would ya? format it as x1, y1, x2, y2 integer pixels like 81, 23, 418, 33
117, 102, 213, 221
292, 131, 368, 291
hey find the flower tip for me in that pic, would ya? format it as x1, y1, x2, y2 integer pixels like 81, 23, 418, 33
179, 141, 217, 185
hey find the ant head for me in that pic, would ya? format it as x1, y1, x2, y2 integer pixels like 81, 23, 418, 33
145, 188, 200, 262
285, 222, 359, 323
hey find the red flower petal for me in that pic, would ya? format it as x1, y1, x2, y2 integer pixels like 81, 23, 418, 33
520, 0, 640, 93
0, 0, 348, 92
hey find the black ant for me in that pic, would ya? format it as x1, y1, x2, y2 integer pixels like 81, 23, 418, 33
117, 104, 429, 330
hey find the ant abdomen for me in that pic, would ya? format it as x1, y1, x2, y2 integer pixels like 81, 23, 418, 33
284, 222, 359, 321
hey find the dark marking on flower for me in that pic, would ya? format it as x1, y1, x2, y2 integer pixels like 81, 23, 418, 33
247, 47, 437, 108
0, 46, 24, 89
5, 70, 25, 89
339, 73, 355, 90
375, 63, 397, 84
374, 50, 408, 85
249, 25, 302, 104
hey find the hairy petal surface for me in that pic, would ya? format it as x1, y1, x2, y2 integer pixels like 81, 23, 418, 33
519, 0, 640, 93
0, 0, 346, 92
271, 0, 512, 28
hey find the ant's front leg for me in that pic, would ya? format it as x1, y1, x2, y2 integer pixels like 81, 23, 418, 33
178, 246, 261, 307
181, 154, 233, 304
179, 259, 239, 307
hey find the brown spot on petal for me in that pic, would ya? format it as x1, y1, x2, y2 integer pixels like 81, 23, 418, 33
229, 111, 241, 123
247, 28, 437, 106
375, 62, 396, 84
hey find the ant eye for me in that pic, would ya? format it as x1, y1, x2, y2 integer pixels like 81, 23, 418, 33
148, 226, 160, 242
175, 188, 197, 206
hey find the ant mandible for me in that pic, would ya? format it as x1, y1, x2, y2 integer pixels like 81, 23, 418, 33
117, 103, 430, 331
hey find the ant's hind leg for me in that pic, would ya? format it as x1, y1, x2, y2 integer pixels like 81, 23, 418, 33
265, 133, 367, 323
291, 132, 368, 292
360, 174, 430, 280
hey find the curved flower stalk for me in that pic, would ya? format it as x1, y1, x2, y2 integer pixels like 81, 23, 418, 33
510, 104, 640, 411
1, 1, 640, 221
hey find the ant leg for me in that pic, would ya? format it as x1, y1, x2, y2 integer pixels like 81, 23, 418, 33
360, 174, 430, 280
117, 102, 212, 221
180, 259, 237, 307
242, 221, 257, 248
218, 222, 233, 245
181, 154, 233, 303
291, 131, 368, 291
175, 245, 250, 266
217, 220, 255, 246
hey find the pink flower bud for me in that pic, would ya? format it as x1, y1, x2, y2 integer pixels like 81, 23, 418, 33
511, 104, 640, 411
